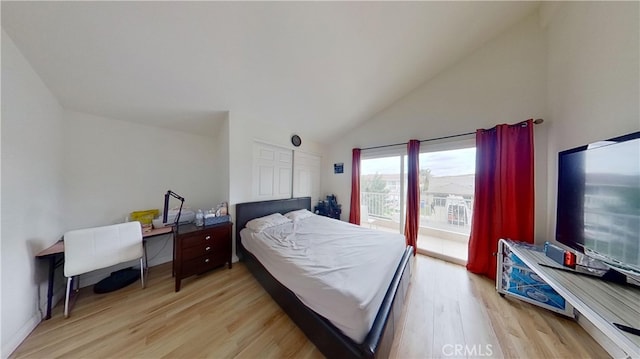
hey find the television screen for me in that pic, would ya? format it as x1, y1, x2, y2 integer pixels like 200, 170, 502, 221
556, 131, 640, 277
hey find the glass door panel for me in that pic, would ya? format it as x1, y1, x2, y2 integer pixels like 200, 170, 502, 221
360, 156, 405, 233
418, 147, 476, 263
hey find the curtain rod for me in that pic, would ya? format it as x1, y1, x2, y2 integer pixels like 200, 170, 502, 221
360, 118, 544, 151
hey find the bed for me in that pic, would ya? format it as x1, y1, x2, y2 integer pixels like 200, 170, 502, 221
235, 197, 413, 358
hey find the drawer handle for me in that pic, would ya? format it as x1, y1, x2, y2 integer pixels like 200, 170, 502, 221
205, 246, 211, 251
204, 258, 210, 263
205, 235, 211, 240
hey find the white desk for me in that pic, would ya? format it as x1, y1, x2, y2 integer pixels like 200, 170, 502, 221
504, 241, 640, 358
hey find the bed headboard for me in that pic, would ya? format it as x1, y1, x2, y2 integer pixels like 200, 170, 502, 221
235, 197, 311, 260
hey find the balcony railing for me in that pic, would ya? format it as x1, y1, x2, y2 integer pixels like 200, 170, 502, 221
361, 191, 473, 235
361, 192, 391, 220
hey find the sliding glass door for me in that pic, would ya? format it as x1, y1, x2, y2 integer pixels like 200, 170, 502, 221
359, 140, 475, 264
360, 155, 406, 233
417, 146, 475, 263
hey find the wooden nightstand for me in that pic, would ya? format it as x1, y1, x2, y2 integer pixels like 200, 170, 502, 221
174, 222, 232, 292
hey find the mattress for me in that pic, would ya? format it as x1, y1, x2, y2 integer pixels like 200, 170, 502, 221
240, 214, 406, 343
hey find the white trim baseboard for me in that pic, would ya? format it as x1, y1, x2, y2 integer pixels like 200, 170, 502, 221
2, 313, 40, 359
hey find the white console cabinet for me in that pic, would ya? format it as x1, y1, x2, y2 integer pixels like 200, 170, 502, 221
497, 239, 640, 358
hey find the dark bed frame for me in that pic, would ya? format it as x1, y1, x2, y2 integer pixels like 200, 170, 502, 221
235, 197, 413, 358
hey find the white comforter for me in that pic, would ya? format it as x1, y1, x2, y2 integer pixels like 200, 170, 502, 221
240, 214, 406, 343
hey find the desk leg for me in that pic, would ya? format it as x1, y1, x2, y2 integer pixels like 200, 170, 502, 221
143, 239, 148, 271
172, 233, 176, 277
45, 256, 55, 320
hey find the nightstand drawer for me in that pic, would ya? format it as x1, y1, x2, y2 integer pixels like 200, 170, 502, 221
181, 240, 227, 261
182, 253, 228, 276
180, 228, 227, 249
174, 222, 233, 292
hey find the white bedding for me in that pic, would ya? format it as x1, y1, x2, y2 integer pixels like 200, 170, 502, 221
240, 214, 406, 343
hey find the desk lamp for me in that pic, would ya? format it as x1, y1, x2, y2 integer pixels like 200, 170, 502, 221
163, 190, 185, 231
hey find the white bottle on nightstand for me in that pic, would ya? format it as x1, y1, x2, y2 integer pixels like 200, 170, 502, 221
195, 209, 204, 226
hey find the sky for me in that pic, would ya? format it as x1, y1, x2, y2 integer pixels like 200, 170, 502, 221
361, 147, 476, 177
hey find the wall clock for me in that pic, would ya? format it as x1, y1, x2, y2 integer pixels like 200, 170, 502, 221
291, 134, 302, 147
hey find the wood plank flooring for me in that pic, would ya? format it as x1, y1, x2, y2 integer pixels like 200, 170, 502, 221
11, 255, 610, 358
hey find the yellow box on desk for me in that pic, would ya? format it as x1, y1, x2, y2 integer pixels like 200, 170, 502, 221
130, 209, 159, 225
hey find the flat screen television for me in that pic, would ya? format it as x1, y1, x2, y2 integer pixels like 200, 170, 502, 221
556, 131, 640, 282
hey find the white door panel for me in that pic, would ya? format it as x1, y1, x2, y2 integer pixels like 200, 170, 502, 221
253, 142, 292, 200
293, 151, 321, 205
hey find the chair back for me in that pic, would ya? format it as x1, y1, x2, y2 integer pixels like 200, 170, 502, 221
64, 221, 143, 277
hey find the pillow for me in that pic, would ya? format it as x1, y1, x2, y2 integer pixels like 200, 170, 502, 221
284, 209, 314, 221
245, 213, 291, 233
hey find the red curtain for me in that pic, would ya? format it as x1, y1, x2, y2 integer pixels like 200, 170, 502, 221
349, 148, 361, 225
404, 140, 420, 255
467, 119, 535, 280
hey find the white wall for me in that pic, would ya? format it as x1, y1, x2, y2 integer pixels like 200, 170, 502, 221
324, 12, 548, 238
543, 1, 640, 241
62, 110, 225, 273
1, 30, 65, 358
215, 115, 230, 209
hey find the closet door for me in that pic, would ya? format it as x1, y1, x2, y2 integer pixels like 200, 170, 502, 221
252, 142, 292, 200
293, 151, 321, 205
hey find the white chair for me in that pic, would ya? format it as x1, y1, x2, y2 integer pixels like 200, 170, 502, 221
63, 221, 145, 318
360, 205, 376, 228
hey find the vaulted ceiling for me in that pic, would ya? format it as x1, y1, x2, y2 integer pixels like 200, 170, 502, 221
2, 1, 539, 143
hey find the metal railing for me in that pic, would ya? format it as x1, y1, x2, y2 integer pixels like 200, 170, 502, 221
361, 191, 473, 235
361, 192, 395, 219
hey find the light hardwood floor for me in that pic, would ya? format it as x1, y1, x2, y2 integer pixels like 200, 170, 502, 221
11, 255, 610, 358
